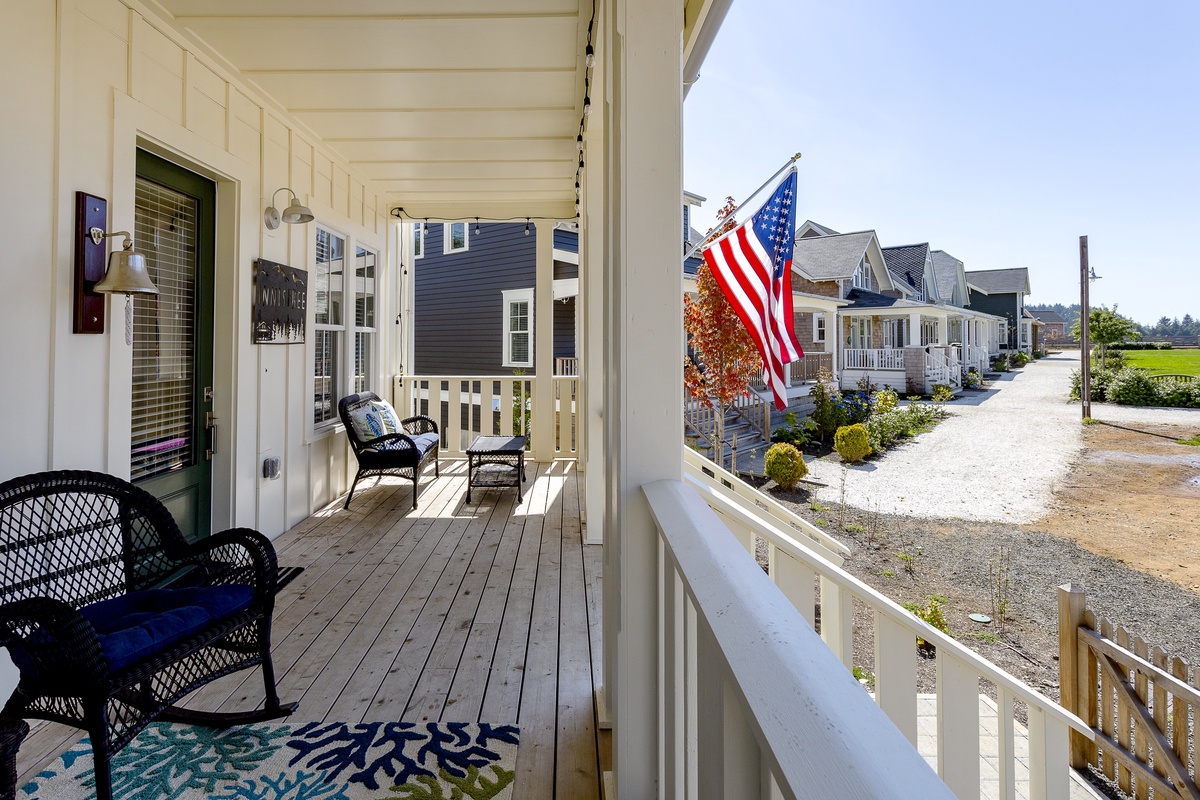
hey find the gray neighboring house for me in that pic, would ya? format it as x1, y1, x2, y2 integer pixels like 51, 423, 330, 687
965, 267, 1034, 353
880, 243, 937, 302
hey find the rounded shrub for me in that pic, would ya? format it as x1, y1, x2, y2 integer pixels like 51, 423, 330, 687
834, 423, 872, 463
764, 443, 807, 490
1107, 368, 1160, 406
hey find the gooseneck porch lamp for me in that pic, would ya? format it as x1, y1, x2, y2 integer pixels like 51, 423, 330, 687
264, 188, 314, 230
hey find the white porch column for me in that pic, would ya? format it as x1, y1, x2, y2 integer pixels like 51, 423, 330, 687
532, 220, 555, 460
604, 0, 683, 793
936, 315, 947, 346
909, 312, 922, 346
582, 113, 606, 541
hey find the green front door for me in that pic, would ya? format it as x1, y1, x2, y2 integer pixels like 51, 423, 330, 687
130, 150, 216, 542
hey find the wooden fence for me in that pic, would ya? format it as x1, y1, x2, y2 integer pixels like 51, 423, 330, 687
1059, 584, 1200, 800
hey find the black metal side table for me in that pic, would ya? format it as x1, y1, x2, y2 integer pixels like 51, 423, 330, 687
466, 435, 527, 503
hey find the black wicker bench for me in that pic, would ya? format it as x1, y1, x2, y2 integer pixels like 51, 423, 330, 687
0, 470, 296, 800
338, 392, 440, 510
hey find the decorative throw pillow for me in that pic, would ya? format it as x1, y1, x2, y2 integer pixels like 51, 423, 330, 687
369, 400, 403, 434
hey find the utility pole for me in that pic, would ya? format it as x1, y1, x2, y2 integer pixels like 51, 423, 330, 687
1079, 235, 1091, 420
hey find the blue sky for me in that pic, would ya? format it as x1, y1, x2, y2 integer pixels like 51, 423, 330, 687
684, 1, 1200, 324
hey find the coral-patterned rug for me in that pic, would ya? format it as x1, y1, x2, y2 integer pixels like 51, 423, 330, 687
20, 721, 519, 799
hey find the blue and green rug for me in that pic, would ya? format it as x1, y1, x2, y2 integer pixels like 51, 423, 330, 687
21, 721, 519, 800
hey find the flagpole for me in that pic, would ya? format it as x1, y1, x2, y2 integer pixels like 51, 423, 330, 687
683, 152, 802, 263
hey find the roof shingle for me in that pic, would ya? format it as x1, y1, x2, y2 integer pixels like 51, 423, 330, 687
881, 243, 932, 295
965, 268, 1031, 295
790, 231, 875, 281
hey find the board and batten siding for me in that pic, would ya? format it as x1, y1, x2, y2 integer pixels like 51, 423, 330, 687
967, 291, 1019, 326
1, 0, 394, 541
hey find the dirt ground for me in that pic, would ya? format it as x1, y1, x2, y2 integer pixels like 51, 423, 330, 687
762, 419, 1200, 705
1033, 421, 1200, 589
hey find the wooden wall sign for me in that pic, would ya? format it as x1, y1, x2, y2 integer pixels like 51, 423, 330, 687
253, 259, 307, 344
73, 192, 107, 334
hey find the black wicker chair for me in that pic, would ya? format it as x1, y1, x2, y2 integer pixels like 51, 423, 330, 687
338, 392, 440, 510
0, 470, 296, 800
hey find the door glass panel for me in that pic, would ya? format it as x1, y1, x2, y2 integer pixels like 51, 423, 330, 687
131, 179, 198, 481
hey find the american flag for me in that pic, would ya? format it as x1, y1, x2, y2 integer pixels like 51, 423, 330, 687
702, 169, 804, 410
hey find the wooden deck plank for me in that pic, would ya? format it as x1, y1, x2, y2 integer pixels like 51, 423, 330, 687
512, 461, 567, 798
403, 487, 518, 721
479, 462, 554, 725
554, 462, 601, 800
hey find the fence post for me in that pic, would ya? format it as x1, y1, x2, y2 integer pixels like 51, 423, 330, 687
1058, 583, 1088, 769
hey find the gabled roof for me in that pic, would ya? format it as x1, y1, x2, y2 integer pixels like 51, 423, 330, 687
842, 288, 934, 311
1029, 309, 1065, 324
791, 231, 874, 281
930, 250, 964, 304
882, 243, 934, 297
797, 220, 840, 238
965, 268, 1031, 295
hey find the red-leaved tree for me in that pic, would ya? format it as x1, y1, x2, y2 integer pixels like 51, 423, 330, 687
684, 196, 762, 461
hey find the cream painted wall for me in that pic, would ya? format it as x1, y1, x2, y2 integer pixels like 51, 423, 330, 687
1, 0, 396, 537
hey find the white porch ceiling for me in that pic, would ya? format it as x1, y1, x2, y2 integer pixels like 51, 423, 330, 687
158, 0, 590, 220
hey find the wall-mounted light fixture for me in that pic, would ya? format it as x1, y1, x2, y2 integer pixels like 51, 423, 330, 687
90, 225, 158, 346
264, 188, 314, 231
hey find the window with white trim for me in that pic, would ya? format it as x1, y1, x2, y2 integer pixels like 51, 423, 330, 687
353, 245, 377, 394
920, 319, 938, 346
849, 316, 871, 349
883, 319, 903, 349
412, 222, 424, 259
813, 313, 826, 343
312, 226, 382, 433
313, 227, 345, 427
852, 258, 871, 290
443, 222, 469, 254
502, 288, 534, 368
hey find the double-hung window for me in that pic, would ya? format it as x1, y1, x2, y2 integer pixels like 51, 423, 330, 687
353, 245, 377, 394
813, 313, 826, 343
412, 222, 424, 259
312, 226, 382, 433
849, 316, 871, 349
852, 259, 871, 290
313, 227, 345, 427
443, 222, 469, 254
502, 288, 534, 368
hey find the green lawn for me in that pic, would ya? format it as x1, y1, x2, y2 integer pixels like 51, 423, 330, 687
1122, 349, 1200, 375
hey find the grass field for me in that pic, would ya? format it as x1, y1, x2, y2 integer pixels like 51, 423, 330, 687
1122, 349, 1200, 375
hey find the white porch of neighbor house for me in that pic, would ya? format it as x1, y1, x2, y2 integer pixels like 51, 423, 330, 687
948, 310, 1003, 375
839, 308, 959, 394
2, 0, 1093, 798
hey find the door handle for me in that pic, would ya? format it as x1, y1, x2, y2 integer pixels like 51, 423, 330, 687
205, 411, 218, 460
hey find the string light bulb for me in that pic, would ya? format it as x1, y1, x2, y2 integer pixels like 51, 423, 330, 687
474, 217, 480, 235
576, 133, 584, 152
585, 44, 595, 69
524, 219, 531, 236
582, 96, 591, 116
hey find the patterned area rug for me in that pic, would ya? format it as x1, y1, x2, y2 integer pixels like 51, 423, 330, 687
21, 721, 519, 800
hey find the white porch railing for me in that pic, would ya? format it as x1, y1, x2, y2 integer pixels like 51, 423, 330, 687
555, 356, 578, 376
925, 348, 959, 389
677, 450, 1091, 799
967, 344, 989, 374
648, 479, 955, 799
393, 375, 577, 458
844, 348, 905, 370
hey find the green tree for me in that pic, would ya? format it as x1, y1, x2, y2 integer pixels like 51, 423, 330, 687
1070, 304, 1141, 361
684, 196, 760, 465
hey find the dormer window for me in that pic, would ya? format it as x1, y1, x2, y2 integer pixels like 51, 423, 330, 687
852, 258, 871, 290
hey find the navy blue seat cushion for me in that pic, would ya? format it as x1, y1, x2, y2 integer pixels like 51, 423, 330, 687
409, 432, 439, 457
375, 432, 438, 458
80, 585, 254, 672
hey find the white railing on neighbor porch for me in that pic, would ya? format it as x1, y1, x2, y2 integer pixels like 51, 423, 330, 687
967, 344, 989, 374
677, 449, 1091, 799
789, 351, 833, 382
844, 348, 905, 370
555, 357, 578, 376
394, 375, 577, 458
924, 348, 959, 389
649, 478, 956, 800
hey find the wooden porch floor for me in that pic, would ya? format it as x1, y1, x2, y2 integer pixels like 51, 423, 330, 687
16, 459, 606, 799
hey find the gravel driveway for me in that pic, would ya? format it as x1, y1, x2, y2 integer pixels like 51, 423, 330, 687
805, 353, 1088, 523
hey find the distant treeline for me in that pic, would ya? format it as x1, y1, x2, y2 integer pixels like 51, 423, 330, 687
1028, 303, 1200, 337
